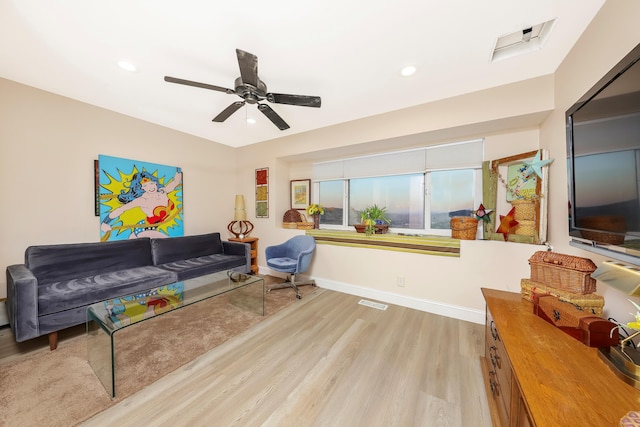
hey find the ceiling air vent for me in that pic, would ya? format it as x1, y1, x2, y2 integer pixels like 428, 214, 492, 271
491, 19, 556, 62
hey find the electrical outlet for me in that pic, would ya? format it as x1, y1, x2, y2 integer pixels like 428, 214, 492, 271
397, 276, 405, 287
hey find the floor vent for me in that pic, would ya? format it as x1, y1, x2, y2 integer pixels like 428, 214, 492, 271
358, 299, 388, 311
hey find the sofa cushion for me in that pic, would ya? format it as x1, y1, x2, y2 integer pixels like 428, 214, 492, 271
26, 239, 154, 285
156, 253, 246, 281
38, 265, 177, 316
151, 233, 224, 265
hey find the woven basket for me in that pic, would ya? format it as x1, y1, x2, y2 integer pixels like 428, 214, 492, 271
511, 199, 537, 220
295, 212, 314, 230
520, 279, 604, 315
450, 217, 478, 240
528, 251, 597, 294
514, 219, 535, 236
283, 209, 303, 229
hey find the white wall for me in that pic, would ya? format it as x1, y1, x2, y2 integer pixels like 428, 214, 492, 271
233, 1, 640, 324
541, 0, 640, 322
2, 1, 638, 326
236, 79, 552, 324
0, 78, 240, 299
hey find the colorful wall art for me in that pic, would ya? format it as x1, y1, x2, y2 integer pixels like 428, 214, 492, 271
98, 155, 184, 241
255, 167, 269, 218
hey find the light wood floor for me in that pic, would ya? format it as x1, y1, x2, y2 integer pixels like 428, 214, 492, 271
66, 288, 491, 427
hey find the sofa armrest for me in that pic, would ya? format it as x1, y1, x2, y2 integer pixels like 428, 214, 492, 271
223, 241, 251, 273
6, 264, 40, 342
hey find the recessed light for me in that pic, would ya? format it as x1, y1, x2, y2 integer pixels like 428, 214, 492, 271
400, 65, 417, 77
117, 60, 136, 72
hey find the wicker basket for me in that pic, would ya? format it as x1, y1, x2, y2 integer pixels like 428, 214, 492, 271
528, 251, 597, 294
520, 279, 604, 315
450, 216, 478, 240
294, 212, 314, 230
510, 199, 537, 220
283, 209, 303, 228
514, 219, 536, 236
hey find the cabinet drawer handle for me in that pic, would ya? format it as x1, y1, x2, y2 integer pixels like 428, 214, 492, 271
490, 320, 499, 340
488, 370, 500, 396
489, 346, 502, 369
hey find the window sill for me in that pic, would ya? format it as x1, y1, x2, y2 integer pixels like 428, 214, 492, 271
305, 229, 460, 257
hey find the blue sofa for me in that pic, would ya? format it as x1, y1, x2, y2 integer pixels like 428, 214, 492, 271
6, 232, 250, 349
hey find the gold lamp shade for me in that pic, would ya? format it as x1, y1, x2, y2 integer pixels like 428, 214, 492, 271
234, 195, 247, 221
228, 195, 253, 238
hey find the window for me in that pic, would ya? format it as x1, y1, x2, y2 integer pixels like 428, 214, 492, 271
349, 174, 424, 227
313, 140, 484, 235
428, 169, 477, 229
318, 180, 344, 225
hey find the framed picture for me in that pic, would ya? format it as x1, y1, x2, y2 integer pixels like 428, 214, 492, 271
482, 150, 549, 244
290, 179, 311, 210
255, 167, 269, 218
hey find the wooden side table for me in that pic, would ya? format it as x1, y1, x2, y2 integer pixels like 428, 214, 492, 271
229, 237, 259, 274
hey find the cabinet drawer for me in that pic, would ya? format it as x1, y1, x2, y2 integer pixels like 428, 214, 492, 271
486, 309, 513, 426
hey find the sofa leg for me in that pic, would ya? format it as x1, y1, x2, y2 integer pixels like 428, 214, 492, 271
49, 332, 58, 351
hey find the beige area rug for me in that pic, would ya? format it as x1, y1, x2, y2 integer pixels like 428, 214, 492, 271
0, 279, 316, 427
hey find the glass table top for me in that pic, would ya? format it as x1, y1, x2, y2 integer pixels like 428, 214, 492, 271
87, 269, 264, 397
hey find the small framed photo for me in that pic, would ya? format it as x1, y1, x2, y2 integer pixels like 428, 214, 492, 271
290, 179, 311, 210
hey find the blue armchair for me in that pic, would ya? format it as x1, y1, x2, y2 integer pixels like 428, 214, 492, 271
265, 235, 316, 299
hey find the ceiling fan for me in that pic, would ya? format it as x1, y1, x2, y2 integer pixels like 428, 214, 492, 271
164, 49, 321, 130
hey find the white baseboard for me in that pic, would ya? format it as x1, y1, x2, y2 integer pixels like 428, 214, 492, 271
0, 301, 8, 327
261, 268, 485, 325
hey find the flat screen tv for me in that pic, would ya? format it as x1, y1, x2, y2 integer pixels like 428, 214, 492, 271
567, 42, 640, 263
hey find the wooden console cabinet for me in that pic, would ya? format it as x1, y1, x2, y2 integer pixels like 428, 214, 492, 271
481, 288, 640, 426
229, 237, 259, 274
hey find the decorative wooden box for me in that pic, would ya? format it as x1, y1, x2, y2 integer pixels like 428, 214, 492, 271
528, 251, 597, 294
532, 293, 618, 348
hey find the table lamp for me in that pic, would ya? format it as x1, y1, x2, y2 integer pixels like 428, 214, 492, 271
227, 195, 254, 239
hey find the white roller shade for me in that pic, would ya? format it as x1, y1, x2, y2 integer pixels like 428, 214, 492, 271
312, 139, 483, 181
426, 140, 484, 170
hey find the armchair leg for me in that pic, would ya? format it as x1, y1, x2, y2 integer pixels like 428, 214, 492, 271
267, 274, 316, 299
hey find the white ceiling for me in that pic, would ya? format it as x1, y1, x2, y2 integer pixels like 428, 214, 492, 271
0, 0, 606, 148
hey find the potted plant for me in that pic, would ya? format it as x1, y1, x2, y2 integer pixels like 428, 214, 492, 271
305, 203, 325, 229
356, 204, 391, 235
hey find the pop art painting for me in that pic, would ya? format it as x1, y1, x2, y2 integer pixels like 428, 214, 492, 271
98, 155, 183, 241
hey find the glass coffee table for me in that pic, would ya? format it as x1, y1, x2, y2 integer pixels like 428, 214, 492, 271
86, 270, 264, 397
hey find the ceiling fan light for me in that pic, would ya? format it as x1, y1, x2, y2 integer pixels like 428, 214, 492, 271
246, 117, 256, 125
117, 60, 137, 72
400, 65, 417, 77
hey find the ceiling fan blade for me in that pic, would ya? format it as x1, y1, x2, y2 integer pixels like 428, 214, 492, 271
258, 104, 290, 130
213, 101, 245, 122
267, 93, 321, 108
164, 76, 234, 94
236, 49, 259, 88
